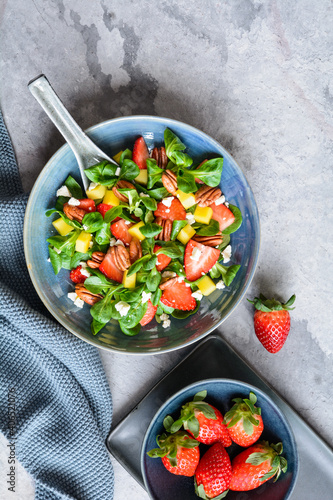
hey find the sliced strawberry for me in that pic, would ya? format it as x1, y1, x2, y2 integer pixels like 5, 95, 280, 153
99, 247, 124, 283
69, 265, 87, 284
140, 300, 157, 326
78, 198, 96, 212
154, 197, 186, 221
184, 240, 220, 282
161, 280, 196, 311
195, 159, 207, 184
111, 219, 133, 246
132, 136, 149, 170
210, 202, 235, 232
154, 245, 172, 272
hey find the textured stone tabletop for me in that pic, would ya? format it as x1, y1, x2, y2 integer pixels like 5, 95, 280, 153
1, 1, 332, 499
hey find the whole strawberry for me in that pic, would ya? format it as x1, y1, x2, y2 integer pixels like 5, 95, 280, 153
195, 442, 232, 499
229, 441, 288, 491
147, 431, 200, 477
164, 390, 232, 447
224, 391, 264, 447
248, 294, 296, 353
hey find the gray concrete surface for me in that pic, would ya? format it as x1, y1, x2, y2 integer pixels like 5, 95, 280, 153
1, 0, 332, 499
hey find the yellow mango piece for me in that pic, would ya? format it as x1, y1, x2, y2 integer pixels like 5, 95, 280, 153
86, 184, 106, 200
103, 189, 120, 206
194, 206, 213, 225
197, 275, 216, 296
135, 169, 148, 185
123, 270, 136, 289
128, 221, 146, 241
177, 224, 196, 245
75, 232, 92, 253
52, 217, 74, 236
113, 150, 123, 163
176, 189, 196, 209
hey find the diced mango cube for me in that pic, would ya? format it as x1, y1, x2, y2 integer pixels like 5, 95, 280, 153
128, 221, 146, 241
86, 184, 107, 200
197, 275, 216, 296
113, 150, 123, 163
103, 189, 120, 206
135, 169, 148, 185
194, 206, 213, 225
75, 232, 92, 253
52, 217, 74, 236
177, 224, 196, 245
123, 270, 136, 289
176, 189, 196, 209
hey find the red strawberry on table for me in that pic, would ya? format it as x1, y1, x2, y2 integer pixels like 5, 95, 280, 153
160, 279, 196, 311
248, 294, 296, 353
165, 390, 231, 447
132, 136, 149, 169
70, 265, 88, 284
147, 431, 200, 477
224, 391, 264, 447
140, 300, 157, 326
154, 197, 186, 221
111, 219, 133, 246
195, 442, 232, 499
229, 441, 288, 491
77, 198, 96, 212
184, 240, 220, 282
99, 247, 124, 283
154, 244, 172, 272
210, 202, 235, 232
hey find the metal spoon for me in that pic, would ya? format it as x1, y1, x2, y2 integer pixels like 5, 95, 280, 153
28, 74, 117, 192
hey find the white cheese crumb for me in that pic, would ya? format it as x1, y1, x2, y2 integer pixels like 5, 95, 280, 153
214, 195, 226, 206
89, 241, 94, 248
54, 247, 62, 254
110, 238, 117, 246
67, 292, 84, 308
56, 185, 72, 198
142, 291, 152, 304
216, 280, 225, 289
161, 196, 174, 208
67, 292, 77, 302
80, 268, 91, 278
124, 220, 131, 225
68, 197, 80, 206
186, 212, 196, 225
160, 313, 169, 321
165, 209, 170, 213
162, 271, 177, 278
82, 224, 88, 230
201, 272, 205, 275
177, 276, 185, 282
185, 283, 191, 287
190, 247, 201, 261
192, 290, 203, 301
140, 193, 149, 198
225, 201, 229, 207
79, 261, 87, 268
115, 239, 125, 247
88, 182, 98, 190
162, 319, 171, 329
115, 167, 121, 176
115, 301, 131, 317
47, 258, 51, 262
222, 245, 232, 263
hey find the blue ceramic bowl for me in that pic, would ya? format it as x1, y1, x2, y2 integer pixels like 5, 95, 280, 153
24, 116, 260, 354
141, 379, 298, 500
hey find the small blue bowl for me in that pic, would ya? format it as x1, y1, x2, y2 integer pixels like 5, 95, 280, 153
141, 379, 298, 500
24, 116, 260, 354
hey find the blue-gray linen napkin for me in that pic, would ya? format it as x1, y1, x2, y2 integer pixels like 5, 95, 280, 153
0, 111, 114, 500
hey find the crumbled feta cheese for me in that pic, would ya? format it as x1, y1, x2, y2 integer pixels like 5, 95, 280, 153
190, 247, 201, 261
68, 197, 80, 206
82, 224, 88, 230
142, 291, 152, 304
80, 268, 91, 278
185, 282, 191, 287
216, 280, 225, 289
115, 301, 131, 317
165, 209, 170, 213
140, 193, 149, 198
74, 297, 85, 308
89, 241, 94, 248
161, 197, 174, 208
53, 247, 61, 254
201, 272, 205, 275
160, 313, 169, 321
88, 182, 98, 190
177, 276, 185, 282
110, 238, 117, 246
115, 239, 125, 247
162, 319, 171, 328
47, 258, 51, 262
225, 201, 229, 207
80, 261, 87, 268
56, 185, 72, 198
186, 212, 196, 225
115, 167, 121, 176
214, 195, 226, 206
67, 292, 77, 302
162, 271, 177, 278
222, 245, 232, 263
192, 290, 203, 301
124, 220, 131, 225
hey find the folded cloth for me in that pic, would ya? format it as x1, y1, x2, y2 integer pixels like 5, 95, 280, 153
0, 111, 114, 500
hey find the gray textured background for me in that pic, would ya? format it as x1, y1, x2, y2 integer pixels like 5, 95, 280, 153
1, 1, 333, 499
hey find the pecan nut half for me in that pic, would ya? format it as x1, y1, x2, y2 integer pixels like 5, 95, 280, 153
159, 276, 179, 290
192, 235, 223, 247
63, 203, 86, 223
151, 146, 168, 169
154, 217, 172, 242
129, 239, 142, 264
162, 169, 177, 196
112, 245, 131, 272
87, 251, 105, 269
195, 186, 222, 207
112, 180, 135, 202
75, 283, 103, 305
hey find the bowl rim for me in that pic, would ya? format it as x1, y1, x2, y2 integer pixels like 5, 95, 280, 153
141, 377, 298, 500
24, 115, 261, 354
